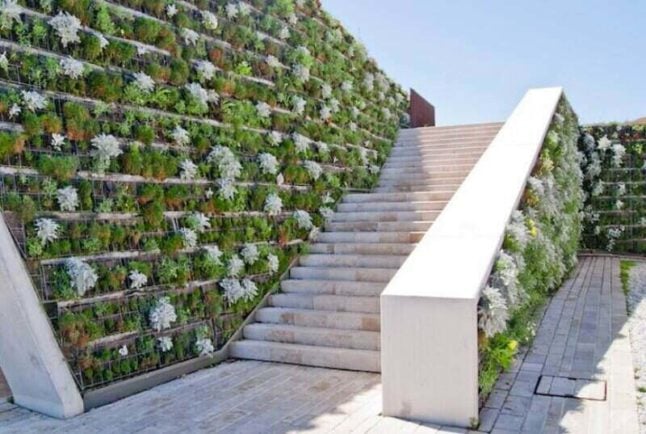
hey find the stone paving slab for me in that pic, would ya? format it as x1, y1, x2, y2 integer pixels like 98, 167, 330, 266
484, 255, 640, 433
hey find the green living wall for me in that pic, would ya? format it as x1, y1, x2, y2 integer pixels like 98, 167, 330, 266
477, 97, 584, 398
0, 0, 406, 391
579, 124, 646, 253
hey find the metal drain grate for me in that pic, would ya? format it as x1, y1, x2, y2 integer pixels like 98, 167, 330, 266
534, 375, 606, 401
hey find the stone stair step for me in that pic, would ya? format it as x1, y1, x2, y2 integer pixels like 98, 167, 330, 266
395, 130, 498, 143
330, 210, 440, 222
392, 138, 493, 150
343, 191, 453, 203
397, 124, 502, 141
383, 156, 481, 168
378, 168, 471, 179
379, 165, 473, 178
280, 279, 386, 296
325, 220, 432, 233
385, 151, 486, 163
374, 184, 462, 193
269, 293, 380, 313
390, 143, 488, 153
242, 324, 381, 351
309, 242, 416, 255
378, 178, 466, 188
230, 341, 380, 372
397, 122, 502, 135
337, 200, 447, 212
316, 231, 424, 243
290, 266, 397, 282
255, 307, 381, 331
299, 253, 407, 268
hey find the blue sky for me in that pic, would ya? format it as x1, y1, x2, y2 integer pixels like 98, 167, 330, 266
323, 0, 645, 126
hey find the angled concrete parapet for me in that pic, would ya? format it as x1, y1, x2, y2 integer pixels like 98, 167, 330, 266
0, 213, 84, 418
381, 87, 563, 427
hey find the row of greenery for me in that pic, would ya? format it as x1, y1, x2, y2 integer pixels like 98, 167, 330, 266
578, 124, 645, 253
0, 0, 406, 391
1, 0, 402, 136
477, 97, 584, 399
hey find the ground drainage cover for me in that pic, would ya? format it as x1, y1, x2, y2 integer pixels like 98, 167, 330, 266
535, 375, 606, 401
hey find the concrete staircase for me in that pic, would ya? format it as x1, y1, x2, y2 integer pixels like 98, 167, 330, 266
230, 122, 503, 372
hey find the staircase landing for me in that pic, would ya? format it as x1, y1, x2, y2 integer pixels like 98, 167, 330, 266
230, 123, 504, 372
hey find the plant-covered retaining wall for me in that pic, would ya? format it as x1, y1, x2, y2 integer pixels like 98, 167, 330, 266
477, 97, 584, 398
0, 0, 406, 393
578, 124, 645, 253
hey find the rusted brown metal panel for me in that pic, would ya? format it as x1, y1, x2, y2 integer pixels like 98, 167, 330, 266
409, 89, 435, 127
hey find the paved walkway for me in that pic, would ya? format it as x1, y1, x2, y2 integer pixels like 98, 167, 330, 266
0, 255, 640, 433
482, 255, 639, 433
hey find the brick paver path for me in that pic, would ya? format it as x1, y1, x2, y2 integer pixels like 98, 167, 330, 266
482, 255, 639, 433
0, 255, 639, 433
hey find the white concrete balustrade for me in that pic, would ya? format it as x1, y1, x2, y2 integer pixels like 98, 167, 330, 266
380, 87, 564, 427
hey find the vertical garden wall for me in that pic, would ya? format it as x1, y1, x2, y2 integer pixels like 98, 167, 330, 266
0, 0, 406, 395
478, 97, 584, 398
579, 124, 645, 254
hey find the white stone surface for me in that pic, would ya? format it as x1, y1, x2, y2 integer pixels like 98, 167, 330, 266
627, 261, 646, 432
0, 214, 84, 418
232, 123, 497, 374
381, 87, 563, 427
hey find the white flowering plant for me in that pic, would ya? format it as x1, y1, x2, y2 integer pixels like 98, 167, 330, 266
35, 218, 60, 245
208, 146, 242, 180
202, 10, 218, 30
267, 254, 279, 274
133, 72, 155, 93
129, 270, 148, 290
264, 193, 283, 216
180, 159, 199, 180
179, 227, 198, 249
0, 52, 8, 71
226, 254, 244, 277
158, 336, 173, 352
49, 12, 82, 47
195, 60, 217, 82
149, 297, 177, 331
171, 125, 190, 146
57, 186, 79, 211
21, 90, 48, 111
0, 0, 21, 30
186, 212, 211, 233
91, 134, 122, 174
293, 209, 313, 230
66, 258, 98, 296
303, 160, 322, 180
258, 153, 279, 175
59, 57, 84, 79
181, 28, 199, 46
240, 243, 259, 265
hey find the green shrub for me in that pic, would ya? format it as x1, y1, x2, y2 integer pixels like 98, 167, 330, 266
36, 155, 79, 181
